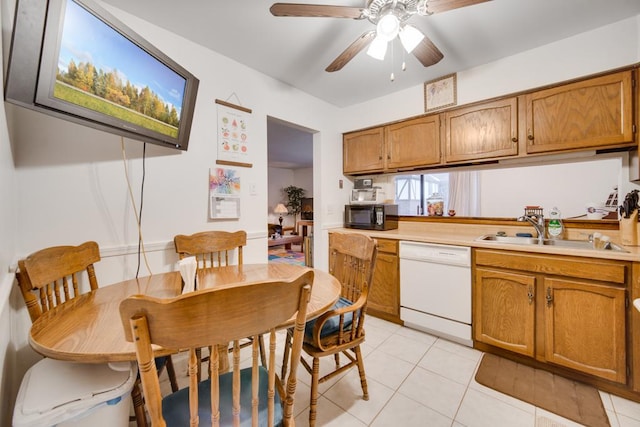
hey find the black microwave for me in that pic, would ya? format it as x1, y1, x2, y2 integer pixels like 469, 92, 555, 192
344, 204, 398, 230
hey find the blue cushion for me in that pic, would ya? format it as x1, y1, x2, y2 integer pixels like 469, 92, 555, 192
162, 366, 283, 426
305, 296, 354, 339
154, 356, 168, 372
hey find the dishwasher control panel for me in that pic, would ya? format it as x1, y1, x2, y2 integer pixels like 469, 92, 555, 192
399, 241, 470, 267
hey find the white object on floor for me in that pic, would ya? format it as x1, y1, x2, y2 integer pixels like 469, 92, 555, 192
13, 358, 136, 427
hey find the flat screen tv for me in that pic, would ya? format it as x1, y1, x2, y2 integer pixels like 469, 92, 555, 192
5, 0, 199, 151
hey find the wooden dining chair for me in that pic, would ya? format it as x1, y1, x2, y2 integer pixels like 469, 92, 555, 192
16, 241, 178, 427
282, 232, 377, 427
174, 230, 246, 269
120, 270, 314, 427
174, 230, 266, 379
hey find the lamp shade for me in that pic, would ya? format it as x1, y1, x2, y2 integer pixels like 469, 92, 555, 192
367, 36, 388, 60
399, 25, 424, 54
274, 203, 288, 214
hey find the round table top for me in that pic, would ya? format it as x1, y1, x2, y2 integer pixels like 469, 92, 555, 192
29, 264, 341, 363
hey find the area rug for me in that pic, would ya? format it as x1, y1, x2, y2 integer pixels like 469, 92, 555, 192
475, 353, 610, 427
268, 249, 305, 266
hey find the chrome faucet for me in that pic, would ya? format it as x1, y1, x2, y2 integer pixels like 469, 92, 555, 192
517, 214, 545, 242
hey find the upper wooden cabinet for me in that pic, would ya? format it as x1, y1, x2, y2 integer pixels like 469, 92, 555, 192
385, 115, 441, 170
343, 115, 441, 175
343, 68, 637, 175
525, 70, 634, 154
444, 97, 519, 163
343, 127, 385, 174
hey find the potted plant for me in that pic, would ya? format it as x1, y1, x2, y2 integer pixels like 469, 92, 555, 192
283, 185, 306, 233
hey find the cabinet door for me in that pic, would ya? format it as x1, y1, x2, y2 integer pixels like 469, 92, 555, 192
544, 277, 627, 383
386, 115, 441, 170
525, 71, 634, 154
343, 127, 385, 174
368, 239, 400, 322
444, 98, 518, 163
474, 267, 536, 357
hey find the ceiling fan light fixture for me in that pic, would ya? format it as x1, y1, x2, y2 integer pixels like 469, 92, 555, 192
366, 35, 388, 60
376, 13, 400, 41
399, 24, 425, 53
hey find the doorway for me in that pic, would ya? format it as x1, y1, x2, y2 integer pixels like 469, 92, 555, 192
267, 116, 314, 265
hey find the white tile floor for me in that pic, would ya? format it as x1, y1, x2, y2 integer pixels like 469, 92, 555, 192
137, 316, 640, 427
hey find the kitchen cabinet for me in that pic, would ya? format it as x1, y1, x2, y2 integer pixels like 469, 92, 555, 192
474, 267, 536, 357
343, 115, 441, 175
524, 70, 634, 154
343, 127, 385, 174
444, 97, 519, 163
385, 115, 441, 170
474, 249, 628, 384
367, 238, 400, 323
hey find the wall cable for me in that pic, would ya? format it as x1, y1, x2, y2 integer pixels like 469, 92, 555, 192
120, 137, 152, 276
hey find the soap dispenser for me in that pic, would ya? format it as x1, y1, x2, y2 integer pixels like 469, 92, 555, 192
548, 207, 564, 239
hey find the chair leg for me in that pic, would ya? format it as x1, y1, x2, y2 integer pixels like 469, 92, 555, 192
131, 380, 148, 427
354, 345, 369, 401
165, 355, 179, 392
309, 357, 320, 427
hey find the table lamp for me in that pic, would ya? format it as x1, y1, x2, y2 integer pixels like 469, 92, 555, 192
274, 203, 288, 227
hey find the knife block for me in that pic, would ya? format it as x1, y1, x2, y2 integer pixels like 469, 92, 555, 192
619, 210, 639, 246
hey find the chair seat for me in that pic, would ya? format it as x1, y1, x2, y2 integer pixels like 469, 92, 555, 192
304, 296, 353, 339
162, 366, 283, 427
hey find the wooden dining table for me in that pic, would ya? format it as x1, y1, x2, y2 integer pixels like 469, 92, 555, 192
29, 263, 341, 363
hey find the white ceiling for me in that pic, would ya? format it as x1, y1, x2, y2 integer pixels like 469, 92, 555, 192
99, 0, 640, 168
101, 0, 640, 108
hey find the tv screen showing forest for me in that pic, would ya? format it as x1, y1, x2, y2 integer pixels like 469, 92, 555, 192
54, 0, 187, 139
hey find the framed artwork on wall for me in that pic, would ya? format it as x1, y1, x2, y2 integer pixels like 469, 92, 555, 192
424, 73, 457, 112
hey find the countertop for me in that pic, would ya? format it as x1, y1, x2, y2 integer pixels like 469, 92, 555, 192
333, 222, 640, 262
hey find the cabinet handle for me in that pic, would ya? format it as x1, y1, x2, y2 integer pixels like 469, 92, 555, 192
546, 287, 553, 307
527, 286, 534, 304
527, 131, 534, 145
511, 137, 518, 143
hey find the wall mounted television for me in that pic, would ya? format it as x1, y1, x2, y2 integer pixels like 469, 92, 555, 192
5, 0, 199, 151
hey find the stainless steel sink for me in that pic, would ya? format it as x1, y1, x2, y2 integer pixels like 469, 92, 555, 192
476, 234, 628, 252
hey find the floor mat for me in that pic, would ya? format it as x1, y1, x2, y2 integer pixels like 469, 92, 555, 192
475, 353, 610, 427
268, 249, 305, 266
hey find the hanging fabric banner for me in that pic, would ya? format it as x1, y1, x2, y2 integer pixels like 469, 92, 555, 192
215, 99, 252, 168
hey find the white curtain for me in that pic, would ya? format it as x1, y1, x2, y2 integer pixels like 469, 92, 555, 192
448, 171, 480, 216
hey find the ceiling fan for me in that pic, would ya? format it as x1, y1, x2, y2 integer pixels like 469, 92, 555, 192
270, 0, 490, 72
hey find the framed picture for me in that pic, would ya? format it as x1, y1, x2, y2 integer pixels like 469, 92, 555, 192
424, 73, 457, 112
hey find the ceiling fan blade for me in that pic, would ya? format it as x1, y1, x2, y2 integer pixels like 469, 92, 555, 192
412, 36, 444, 67
325, 31, 376, 72
425, 0, 490, 14
270, 3, 364, 18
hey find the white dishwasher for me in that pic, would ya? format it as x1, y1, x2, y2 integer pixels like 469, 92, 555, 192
399, 241, 472, 347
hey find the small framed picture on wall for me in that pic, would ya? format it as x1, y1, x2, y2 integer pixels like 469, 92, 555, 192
424, 73, 457, 112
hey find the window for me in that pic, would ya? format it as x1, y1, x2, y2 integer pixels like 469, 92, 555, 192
395, 173, 449, 215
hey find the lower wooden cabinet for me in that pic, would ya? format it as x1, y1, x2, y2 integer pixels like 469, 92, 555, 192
474, 249, 628, 384
474, 267, 536, 357
367, 238, 400, 323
